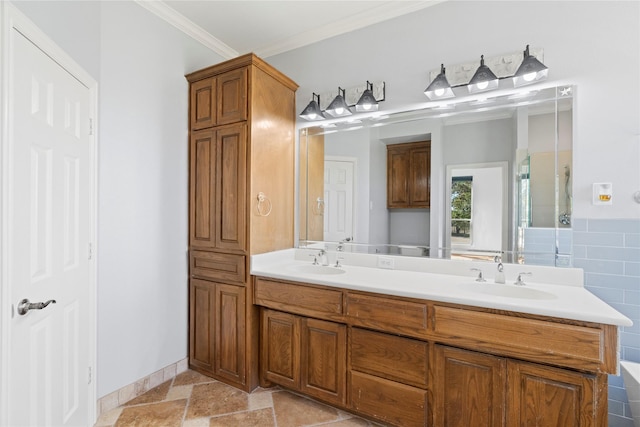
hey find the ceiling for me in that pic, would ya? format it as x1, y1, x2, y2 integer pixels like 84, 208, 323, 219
136, 0, 444, 59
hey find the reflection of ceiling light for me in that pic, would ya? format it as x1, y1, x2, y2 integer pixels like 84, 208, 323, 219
512, 45, 548, 87
470, 97, 494, 106
321, 123, 337, 128
508, 90, 537, 100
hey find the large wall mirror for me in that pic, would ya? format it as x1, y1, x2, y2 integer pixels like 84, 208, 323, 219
299, 85, 574, 266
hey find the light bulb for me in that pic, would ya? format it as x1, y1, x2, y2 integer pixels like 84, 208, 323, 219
477, 81, 489, 90
435, 88, 445, 97
361, 103, 372, 111
334, 107, 344, 115
523, 72, 537, 82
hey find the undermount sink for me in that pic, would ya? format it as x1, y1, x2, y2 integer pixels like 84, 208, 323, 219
288, 264, 346, 275
458, 282, 556, 300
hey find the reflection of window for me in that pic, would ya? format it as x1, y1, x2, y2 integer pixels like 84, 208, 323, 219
451, 176, 472, 245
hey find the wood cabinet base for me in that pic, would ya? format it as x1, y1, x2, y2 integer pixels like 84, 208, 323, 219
254, 276, 614, 427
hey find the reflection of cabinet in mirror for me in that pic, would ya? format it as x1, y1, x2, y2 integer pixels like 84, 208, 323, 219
299, 128, 325, 242
387, 141, 431, 208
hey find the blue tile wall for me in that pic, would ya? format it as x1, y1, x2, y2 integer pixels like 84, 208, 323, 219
573, 218, 640, 427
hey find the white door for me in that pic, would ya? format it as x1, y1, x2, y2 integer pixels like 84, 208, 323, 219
323, 159, 354, 242
2, 8, 96, 427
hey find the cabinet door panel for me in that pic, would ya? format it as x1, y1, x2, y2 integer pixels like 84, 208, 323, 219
434, 345, 506, 427
190, 77, 216, 130
215, 284, 246, 385
300, 318, 346, 406
507, 361, 596, 427
216, 124, 247, 252
261, 309, 299, 389
387, 149, 410, 207
189, 279, 215, 374
410, 146, 430, 207
217, 68, 247, 125
190, 130, 216, 249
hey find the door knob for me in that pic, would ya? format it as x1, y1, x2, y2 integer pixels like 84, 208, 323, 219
17, 298, 56, 316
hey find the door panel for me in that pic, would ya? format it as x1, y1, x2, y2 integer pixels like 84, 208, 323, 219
7, 28, 92, 427
215, 124, 247, 252
189, 130, 216, 248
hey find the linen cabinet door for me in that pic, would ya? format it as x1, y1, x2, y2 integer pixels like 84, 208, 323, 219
387, 145, 410, 208
261, 309, 300, 390
215, 124, 247, 252
410, 144, 430, 207
214, 283, 246, 386
189, 279, 216, 375
189, 130, 216, 249
190, 77, 216, 130
300, 318, 346, 406
216, 68, 247, 125
433, 345, 506, 427
506, 361, 597, 427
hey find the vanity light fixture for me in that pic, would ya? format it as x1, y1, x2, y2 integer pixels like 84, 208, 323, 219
512, 45, 548, 87
355, 81, 379, 112
424, 64, 455, 100
325, 87, 352, 117
468, 55, 499, 93
299, 93, 325, 121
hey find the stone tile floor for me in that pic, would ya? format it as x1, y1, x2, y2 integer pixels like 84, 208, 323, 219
95, 370, 382, 427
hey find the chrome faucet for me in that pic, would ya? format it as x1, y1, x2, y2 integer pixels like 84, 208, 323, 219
470, 268, 486, 282
514, 272, 532, 286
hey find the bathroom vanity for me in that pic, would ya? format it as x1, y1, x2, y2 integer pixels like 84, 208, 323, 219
251, 249, 632, 427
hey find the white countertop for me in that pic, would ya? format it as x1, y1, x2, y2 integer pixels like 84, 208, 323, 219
251, 248, 633, 327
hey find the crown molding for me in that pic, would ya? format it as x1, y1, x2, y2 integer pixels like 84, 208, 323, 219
134, 0, 239, 59
256, 0, 445, 58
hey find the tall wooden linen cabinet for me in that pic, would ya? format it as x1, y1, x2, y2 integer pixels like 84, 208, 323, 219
186, 54, 298, 392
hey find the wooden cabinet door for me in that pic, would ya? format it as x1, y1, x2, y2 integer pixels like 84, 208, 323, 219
215, 123, 247, 252
189, 130, 216, 249
189, 279, 216, 374
261, 309, 300, 389
507, 361, 597, 427
190, 77, 216, 130
217, 68, 247, 125
387, 147, 410, 208
410, 145, 430, 207
300, 318, 346, 406
434, 345, 506, 427
387, 141, 431, 208
214, 283, 246, 386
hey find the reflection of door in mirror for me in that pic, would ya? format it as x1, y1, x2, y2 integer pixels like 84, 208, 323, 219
447, 163, 507, 259
300, 128, 324, 241
324, 158, 354, 241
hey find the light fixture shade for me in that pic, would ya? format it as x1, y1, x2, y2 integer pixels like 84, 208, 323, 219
468, 55, 499, 93
299, 93, 325, 121
325, 87, 352, 117
355, 81, 379, 112
512, 45, 548, 87
424, 64, 454, 100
